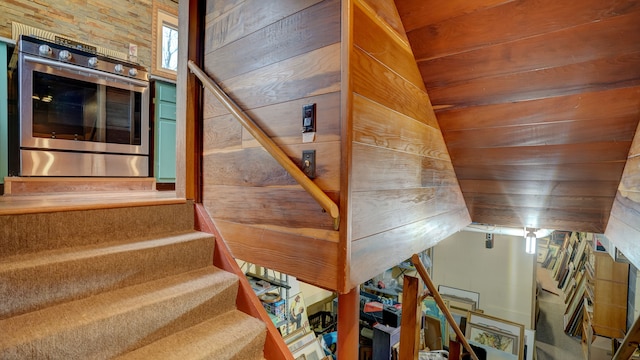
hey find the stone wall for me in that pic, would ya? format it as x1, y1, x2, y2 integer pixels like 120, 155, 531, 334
0, 0, 177, 68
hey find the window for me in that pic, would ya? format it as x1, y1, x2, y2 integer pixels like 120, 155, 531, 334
160, 21, 178, 71
152, 3, 178, 80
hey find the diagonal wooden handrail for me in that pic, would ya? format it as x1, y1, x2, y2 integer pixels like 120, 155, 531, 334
612, 312, 640, 360
411, 254, 479, 360
187, 60, 340, 230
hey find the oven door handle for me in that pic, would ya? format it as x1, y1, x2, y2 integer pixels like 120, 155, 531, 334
23, 54, 149, 88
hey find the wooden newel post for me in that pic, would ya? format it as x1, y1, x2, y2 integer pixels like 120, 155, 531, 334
399, 275, 422, 360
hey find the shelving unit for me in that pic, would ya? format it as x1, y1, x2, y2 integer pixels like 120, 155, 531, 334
241, 262, 291, 329
581, 237, 629, 359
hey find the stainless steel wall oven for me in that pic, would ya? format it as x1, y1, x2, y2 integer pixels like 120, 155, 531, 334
10, 35, 149, 177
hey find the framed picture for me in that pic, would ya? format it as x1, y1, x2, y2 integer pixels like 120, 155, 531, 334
438, 285, 480, 308
423, 296, 449, 347
284, 327, 309, 346
280, 293, 311, 336
447, 307, 468, 342
441, 294, 476, 312
423, 314, 443, 351
467, 323, 517, 355
466, 312, 525, 359
291, 336, 325, 360
287, 331, 316, 354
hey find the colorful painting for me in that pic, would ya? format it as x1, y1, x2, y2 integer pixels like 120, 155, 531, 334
468, 323, 517, 355
279, 293, 311, 336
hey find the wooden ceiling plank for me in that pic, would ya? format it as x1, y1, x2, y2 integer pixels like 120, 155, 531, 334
454, 162, 626, 182
464, 193, 614, 212
394, 0, 513, 33
418, 11, 640, 87
427, 51, 640, 109
406, 0, 640, 61
435, 87, 640, 131
442, 115, 638, 148
469, 206, 606, 233
448, 141, 632, 166
457, 180, 619, 197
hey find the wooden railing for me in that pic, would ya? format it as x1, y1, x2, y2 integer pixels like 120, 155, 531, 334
613, 313, 640, 360
194, 203, 294, 360
399, 254, 479, 360
187, 61, 340, 230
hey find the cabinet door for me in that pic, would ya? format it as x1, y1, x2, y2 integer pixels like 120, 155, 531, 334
0, 42, 9, 185
592, 252, 629, 338
154, 81, 176, 183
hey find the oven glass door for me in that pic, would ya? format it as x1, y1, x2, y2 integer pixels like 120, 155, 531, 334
32, 72, 99, 142
21, 55, 148, 155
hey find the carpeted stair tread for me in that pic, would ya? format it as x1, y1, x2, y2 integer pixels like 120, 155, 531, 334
116, 309, 266, 360
0, 202, 195, 257
0, 231, 215, 319
0, 266, 239, 359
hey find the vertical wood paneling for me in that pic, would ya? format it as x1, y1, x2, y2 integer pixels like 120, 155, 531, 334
205, 0, 323, 51
205, 0, 340, 81
202, 0, 342, 291
352, 3, 418, 86
347, 0, 469, 288
210, 44, 341, 110
350, 208, 470, 286
606, 126, 640, 269
213, 219, 339, 290
353, 95, 450, 161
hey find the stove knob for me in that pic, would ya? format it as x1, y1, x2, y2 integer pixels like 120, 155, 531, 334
38, 44, 52, 56
88, 57, 99, 67
59, 50, 72, 61
114, 64, 124, 73
128, 68, 138, 77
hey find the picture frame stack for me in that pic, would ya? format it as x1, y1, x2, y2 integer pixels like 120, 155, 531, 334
465, 312, 524, 360
284, 328, 327, 360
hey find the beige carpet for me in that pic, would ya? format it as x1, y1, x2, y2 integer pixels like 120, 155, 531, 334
0, 202, 266, 359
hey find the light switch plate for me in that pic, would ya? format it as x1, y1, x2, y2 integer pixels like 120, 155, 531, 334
302, 103, 316, 133
302, 150, 316, 179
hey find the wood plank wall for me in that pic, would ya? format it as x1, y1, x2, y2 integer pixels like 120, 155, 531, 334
202, 0, 342, 290
347, 0, 470, 288
606, 122, 640, 269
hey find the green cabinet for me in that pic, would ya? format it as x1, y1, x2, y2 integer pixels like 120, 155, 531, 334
153, 81, 176, 184
0, 40, 10, 185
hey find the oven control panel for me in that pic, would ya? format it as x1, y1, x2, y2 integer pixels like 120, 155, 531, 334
18, 35, 148, 82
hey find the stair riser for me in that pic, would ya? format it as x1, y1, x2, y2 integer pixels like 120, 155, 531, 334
0, 233, 215, 319
0, 273, 239, 359
0, 202, 194, 257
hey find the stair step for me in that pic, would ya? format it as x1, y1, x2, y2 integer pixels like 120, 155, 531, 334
0, 202, 195, 257
3, 177, 157, 195
0, 267, 239, 359
0, 231, 215, 319
115, 310, 266, 360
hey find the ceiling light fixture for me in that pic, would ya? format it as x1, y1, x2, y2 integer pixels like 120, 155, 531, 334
525, 228, 537, 255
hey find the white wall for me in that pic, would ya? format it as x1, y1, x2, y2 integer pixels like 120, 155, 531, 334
432, 231, 536, 328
